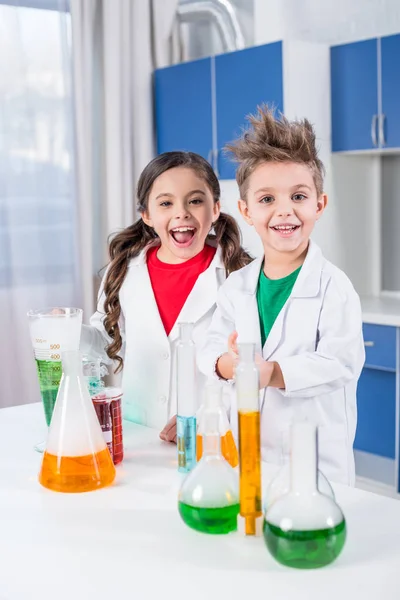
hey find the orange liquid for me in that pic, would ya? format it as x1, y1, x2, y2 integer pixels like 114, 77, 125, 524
238, 411, 262, 534
39, 448, 116, 493
196, 430, 239, 468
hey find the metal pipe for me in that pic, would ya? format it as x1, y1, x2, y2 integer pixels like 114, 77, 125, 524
177, 0, 245, 53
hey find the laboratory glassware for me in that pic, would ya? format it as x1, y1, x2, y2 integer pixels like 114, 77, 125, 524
39, 350, 116, 493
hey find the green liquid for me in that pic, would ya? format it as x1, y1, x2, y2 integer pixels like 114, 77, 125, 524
263, 519, 346, 569
178, 501, 239, 534
35, 359, 62, 426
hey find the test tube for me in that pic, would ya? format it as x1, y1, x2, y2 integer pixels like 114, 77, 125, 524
236, 343, 263, 536
176, 323, 197, 473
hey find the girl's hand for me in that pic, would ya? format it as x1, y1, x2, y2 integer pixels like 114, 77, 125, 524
159, 415, 177, 444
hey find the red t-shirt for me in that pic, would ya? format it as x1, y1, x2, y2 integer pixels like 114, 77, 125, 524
147, 244, 217, 336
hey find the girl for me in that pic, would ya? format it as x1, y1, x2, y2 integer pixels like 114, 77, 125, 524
80, 151, 252, 442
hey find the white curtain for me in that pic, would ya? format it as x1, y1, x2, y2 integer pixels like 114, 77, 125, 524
70, 0, 179, 323
0, 1, 80, 408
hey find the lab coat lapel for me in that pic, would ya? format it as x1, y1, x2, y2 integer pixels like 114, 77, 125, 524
169, 248, 225, 343
127, 246, 168, 340
262, 240, 323, 360
238, 258, 263, 355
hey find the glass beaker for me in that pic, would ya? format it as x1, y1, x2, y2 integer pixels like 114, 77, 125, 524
178, 397, 239, 534
39, 350, 116, 493
263, 423, 346, 569
27, 307, 83, 452
82, 355, 107, 396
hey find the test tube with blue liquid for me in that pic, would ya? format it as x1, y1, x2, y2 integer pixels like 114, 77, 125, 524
176, 322, 197, 473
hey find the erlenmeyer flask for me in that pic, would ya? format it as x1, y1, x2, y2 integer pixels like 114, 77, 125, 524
263, 423, 346, 569
39, 351, 116, 493
196, 383, 238, 468
178, 383, 239, 534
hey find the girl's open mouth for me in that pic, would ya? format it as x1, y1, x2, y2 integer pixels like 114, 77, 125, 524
170, 226, 197, 247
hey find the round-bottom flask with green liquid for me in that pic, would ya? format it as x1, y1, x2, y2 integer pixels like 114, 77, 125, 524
178, 383, 239, 534
263, 423, 347, 569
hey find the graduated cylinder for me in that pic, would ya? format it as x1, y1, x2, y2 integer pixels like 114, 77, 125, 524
236, 343, 263, 536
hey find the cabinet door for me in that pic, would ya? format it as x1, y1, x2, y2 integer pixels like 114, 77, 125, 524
155, 58, 213, 160
215, 42, 283, 180
354, 367, 396, 459
331, 39, 378, 152
381, 34, 400, 149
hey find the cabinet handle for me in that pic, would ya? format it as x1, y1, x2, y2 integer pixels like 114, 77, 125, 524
379, 114, 386, 147
364, 341, 375, 347
371, 115, 378, 147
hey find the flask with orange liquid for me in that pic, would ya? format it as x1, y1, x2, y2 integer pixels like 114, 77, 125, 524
197, 383, 238, 468
39, 350, 116, 493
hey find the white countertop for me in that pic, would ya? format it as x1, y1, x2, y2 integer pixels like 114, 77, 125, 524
1, 403, 400, 600
361, 295, 400, 327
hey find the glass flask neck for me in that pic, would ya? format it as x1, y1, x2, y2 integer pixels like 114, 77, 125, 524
238, 343, 255, 363
290, 423, 318, 495
61, 350, 84, 377
203, 431, 222, 458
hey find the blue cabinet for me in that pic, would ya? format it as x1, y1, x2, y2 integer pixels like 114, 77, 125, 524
331, 34, 400, 152
215, 43, 283, 179
331, 39, 378, 152
363, 323, 396, 370
381, 34, 400, 149
355, 367, 396, 459
155, 58, 213, 160
155, 42, 284, 178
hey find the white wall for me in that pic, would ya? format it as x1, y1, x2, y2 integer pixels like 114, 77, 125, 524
254, 0, 400, 46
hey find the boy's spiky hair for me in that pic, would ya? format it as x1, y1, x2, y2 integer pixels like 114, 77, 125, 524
225, 105, 325, 199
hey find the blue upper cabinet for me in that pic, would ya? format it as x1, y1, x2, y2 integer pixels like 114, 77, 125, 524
381, 34, 400, 149
331, 39, 378, 152
215, 43, 284, 180
154, 58, 213, 160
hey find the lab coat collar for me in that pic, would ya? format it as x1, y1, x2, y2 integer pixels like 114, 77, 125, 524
240, 239, 323, 298
128, 242, 225, 343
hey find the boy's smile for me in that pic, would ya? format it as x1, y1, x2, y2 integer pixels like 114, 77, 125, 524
238, 161, 327, 263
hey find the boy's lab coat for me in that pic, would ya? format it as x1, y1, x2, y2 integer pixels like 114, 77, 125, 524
80, 244, 226, 430
198, 240, 365, 485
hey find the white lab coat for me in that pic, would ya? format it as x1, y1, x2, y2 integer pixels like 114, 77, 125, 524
198, 240, 365, 485
80, 243, 227, 430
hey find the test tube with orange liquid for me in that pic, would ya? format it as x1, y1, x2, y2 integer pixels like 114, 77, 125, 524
39, 351, 116, 493
235, 343, 263, 536
196, 387, 238, 468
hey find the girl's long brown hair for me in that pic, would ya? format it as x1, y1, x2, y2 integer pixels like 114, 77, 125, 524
102, 151, 252, 371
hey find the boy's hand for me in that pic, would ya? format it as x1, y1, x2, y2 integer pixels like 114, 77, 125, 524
216, 331, 239, 380
255, 355, 285, 390
228, 331, 239, 359
159, 415, 177, 444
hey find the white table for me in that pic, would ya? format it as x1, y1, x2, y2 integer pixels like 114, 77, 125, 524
0, 404, 400, 600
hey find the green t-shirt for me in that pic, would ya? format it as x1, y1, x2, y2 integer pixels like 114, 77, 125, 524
256, 266, 302, 348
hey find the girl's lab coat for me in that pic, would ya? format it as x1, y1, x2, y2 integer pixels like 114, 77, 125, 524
198, 240, 365, 485
80, 244, 226, 430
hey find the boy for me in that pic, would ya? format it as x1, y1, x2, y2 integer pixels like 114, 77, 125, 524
198, 106, 365, 485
